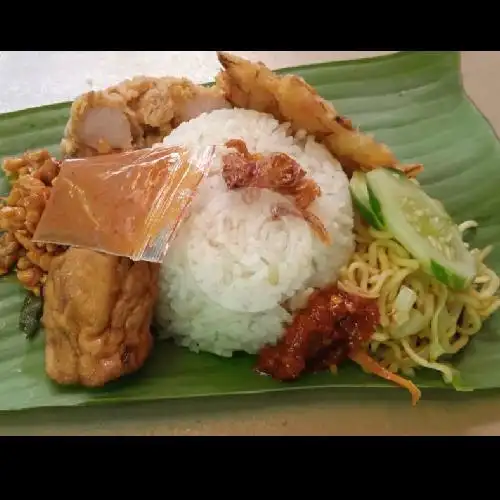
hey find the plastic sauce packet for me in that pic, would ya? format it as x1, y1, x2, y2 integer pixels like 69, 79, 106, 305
33, 145, 215, 262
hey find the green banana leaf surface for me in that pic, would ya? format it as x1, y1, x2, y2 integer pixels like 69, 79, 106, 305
0, 51, 499, 412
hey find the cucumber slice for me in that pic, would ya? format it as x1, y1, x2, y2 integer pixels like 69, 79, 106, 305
349, 171, 384, 230
385, 167, 406, 179
365, 168, 477, 291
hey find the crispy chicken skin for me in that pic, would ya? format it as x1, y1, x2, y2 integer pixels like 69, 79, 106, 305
61, 76, 231, 158
215, 52, 422, 178
42, 247, 159, 387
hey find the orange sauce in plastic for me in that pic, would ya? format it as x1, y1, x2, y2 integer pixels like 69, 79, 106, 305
33, 146, 211, 260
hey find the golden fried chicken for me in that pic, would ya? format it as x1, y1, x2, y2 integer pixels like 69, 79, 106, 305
42, 247, 159, 387
215, 52, 423, 178
61, 76, 231, 158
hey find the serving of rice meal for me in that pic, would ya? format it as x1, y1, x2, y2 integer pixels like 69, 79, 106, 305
4, 51, 500, 407
154, 108, 355, 357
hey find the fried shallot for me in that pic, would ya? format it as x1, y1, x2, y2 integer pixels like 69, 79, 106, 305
221, 139, 329, 243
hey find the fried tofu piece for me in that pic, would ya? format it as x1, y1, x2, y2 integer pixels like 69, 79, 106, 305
42, 247, 159, 387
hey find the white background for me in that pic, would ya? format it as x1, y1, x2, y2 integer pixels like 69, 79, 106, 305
0, 51, 393, 113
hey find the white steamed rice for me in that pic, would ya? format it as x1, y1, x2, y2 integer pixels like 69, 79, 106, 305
154, 108, 354, 357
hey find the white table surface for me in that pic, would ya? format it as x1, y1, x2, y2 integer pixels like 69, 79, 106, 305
0, 51, 395, 113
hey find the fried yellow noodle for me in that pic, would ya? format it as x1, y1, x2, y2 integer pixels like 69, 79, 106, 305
338, 215, 500, 384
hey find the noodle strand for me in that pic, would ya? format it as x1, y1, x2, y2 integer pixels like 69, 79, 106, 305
338, 215, 500, 381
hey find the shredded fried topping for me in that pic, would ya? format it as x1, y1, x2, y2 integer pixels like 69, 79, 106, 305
0, 150, 66, 295
221, 139, 329, 243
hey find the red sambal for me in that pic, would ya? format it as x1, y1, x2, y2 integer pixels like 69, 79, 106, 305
256, 286, 379, 381
256, 285, 422, 405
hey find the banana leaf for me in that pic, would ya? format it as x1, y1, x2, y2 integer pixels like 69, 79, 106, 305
0, 51, 499, 412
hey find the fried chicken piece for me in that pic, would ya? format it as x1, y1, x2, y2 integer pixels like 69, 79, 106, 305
42, 247, 159, 387
215, 52, 422, 178
222, 139, 329, 243
61, 76, 231, 158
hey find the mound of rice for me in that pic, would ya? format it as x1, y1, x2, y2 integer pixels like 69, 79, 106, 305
155, 108, 355, 357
